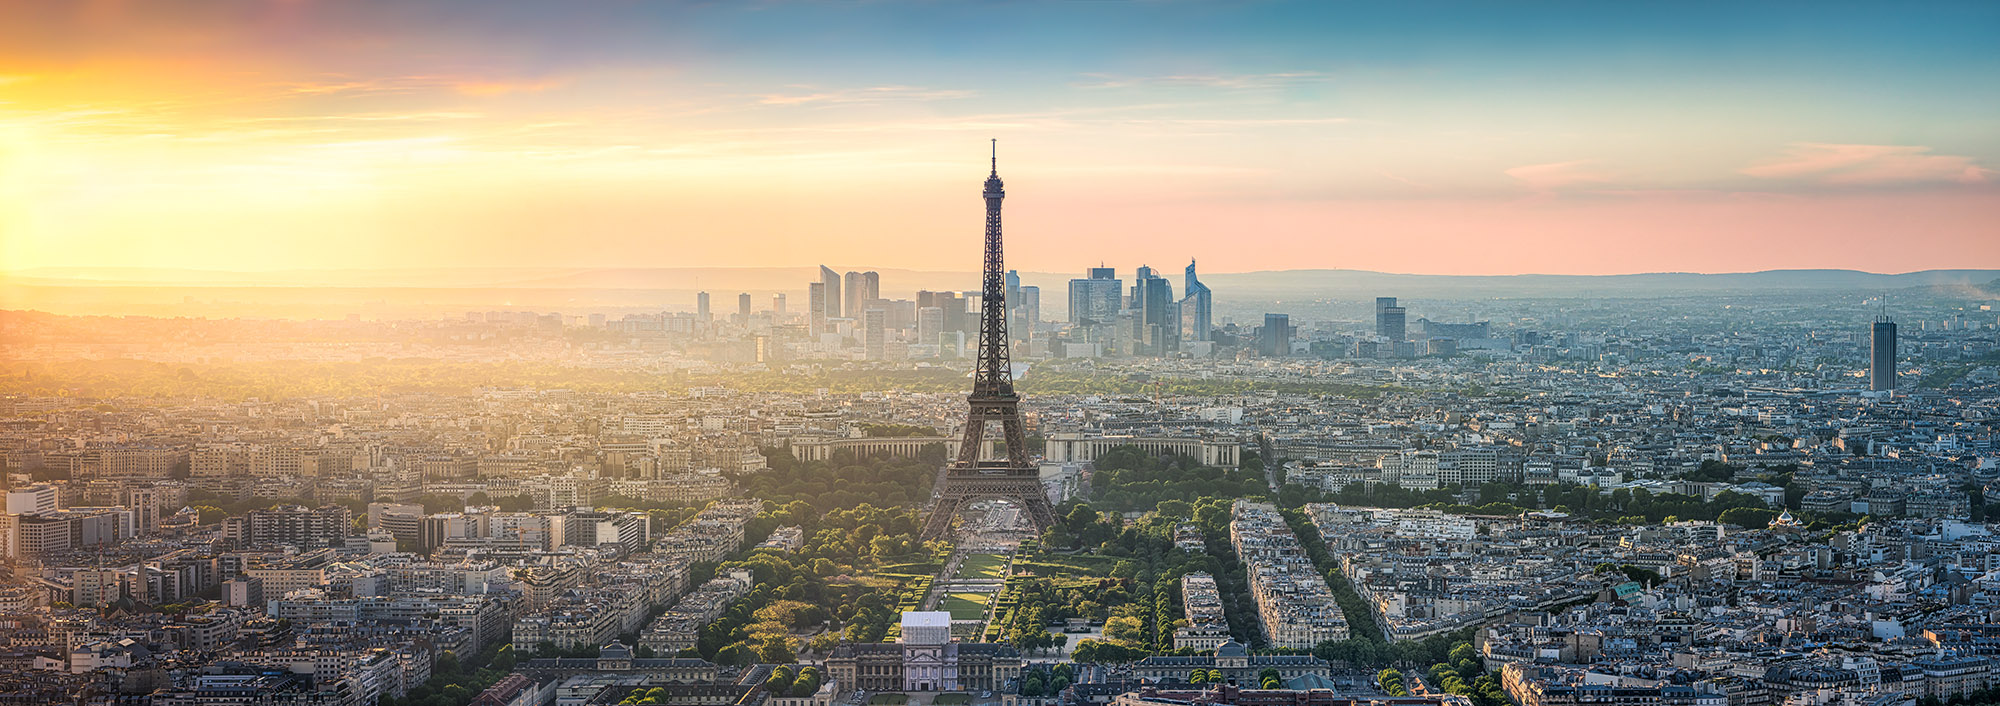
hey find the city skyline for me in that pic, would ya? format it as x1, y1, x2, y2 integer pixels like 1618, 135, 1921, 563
9, 4, 2000, 704
4, 1, 1998, 276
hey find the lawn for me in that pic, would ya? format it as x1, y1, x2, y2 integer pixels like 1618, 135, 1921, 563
935, 695, 971, 705
941, 592, 991, 620
868, 695, 909, 705
957, 553, 1010, 579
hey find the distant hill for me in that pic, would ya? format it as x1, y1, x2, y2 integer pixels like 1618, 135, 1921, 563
1199, 269, 2000, 298
11, 266, 1998, 297
3, 267, 1995, 320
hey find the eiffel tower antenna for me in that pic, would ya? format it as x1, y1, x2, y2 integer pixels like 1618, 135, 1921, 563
921, 141, 1056, 540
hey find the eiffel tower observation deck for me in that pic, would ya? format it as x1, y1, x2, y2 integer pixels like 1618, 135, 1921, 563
920, 142, 1058, 540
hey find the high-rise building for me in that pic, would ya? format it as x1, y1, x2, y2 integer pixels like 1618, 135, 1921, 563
820, 265, 843, 320
1067, 268, 1122, 327
772, 293, 786, 316
1870, 319, 1897, 393
125, 487, 162, 534
696, 291, 711, 322
1259, 314, 1291, 357
843, 271, 880, 319
863, 309, 888, 360
843, 272, 864, 319
1183, 259, 1212, 343
917, 306, 944, 348
1376, 297, 1406, 342
738, 293, 752, 321
1132, 266, 1177, 355
920, 290, 969, 333
1006, 270, 1028, 345
808, 283, 827, 335
1018, 286, 1040, 329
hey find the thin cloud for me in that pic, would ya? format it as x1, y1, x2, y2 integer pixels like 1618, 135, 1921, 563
456, 78, 567, 97
1072, 71, 1331, 90
1505, 160, 1613, 191
1742, 143, 1991, 185
754, 85, 975, 106
268, 75, 568, 98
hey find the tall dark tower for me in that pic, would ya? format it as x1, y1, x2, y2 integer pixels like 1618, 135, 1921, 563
921, 141, 1058, 540
1870, 318, 1897, 393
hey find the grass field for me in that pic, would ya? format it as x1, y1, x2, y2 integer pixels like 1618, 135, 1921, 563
868, 695, 908, 705
957, 553, 1010, 579
941, 592, 990, 620
935, 695, 970, 705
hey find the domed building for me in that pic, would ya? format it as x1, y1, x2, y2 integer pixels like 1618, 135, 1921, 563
1130, 641, 1331, 684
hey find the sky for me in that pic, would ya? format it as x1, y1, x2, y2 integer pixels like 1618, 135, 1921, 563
2, 0, 1998, 276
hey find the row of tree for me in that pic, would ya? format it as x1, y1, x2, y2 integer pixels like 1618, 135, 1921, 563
1086, 447, 1269, 513
1427, 643, 1507, 706
763, 665, 824, 698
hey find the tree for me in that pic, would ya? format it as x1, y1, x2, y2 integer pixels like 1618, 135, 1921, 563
1718, 507, 1778, 529
791, 668, 822, 697
490, 645, 516, 673
1104, 615, 1145, 644
767, 666, 795, 691
714, 644, 751, 667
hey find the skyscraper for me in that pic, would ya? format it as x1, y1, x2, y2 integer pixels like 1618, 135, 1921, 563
1182, 259, 1212, 343
1132, 266, 1177, 355
917, 306, 943, 348
863, 308, 887, 360
862, 271, 880, 308
696, 291, 711, 322
738, 293, 752, 321
1259, 313, 1291, 357
1006, 269, 1027, 345
1068, 268, 1122, 327
772, 293, 786, 316
1870, 318, 1897, 393
808, 282, 826, 335
843, 271, 865, 319
819, 265, 842, 320
1376, 297, 1406, 342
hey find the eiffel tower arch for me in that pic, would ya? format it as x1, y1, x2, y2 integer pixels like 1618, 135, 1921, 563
920, 142, 1057, 541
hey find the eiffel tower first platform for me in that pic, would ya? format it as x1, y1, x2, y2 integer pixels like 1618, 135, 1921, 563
919, 142, 1058, 540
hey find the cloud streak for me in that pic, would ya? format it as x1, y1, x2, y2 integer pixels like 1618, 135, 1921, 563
1072, 72, 1332, 90
754, 85, 975, 106
1742, 143, 1991, 186
1505, 160, 1614, 192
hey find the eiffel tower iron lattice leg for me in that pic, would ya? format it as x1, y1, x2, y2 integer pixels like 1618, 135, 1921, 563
921, 141, 1056, 541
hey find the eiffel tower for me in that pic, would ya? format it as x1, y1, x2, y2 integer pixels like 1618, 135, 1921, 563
920, 141, 1058, 540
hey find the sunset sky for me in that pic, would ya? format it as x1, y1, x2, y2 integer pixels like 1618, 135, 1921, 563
3, 1, 1997, 276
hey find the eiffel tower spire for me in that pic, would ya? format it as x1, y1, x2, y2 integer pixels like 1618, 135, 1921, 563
921, 142, 1057, 540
